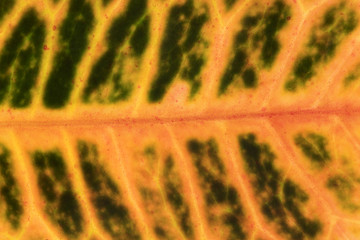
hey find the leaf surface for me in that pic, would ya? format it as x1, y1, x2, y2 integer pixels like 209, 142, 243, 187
0, 0, 359, 239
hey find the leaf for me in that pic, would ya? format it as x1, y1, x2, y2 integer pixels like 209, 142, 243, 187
0, 0, 359, 239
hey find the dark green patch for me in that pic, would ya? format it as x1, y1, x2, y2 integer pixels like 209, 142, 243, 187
238, 134, 272, 192
148, 1, 193, 102
344, 65, 360, 87
219, 1, 290, 95
242, 68, 257, 88
183, 13, 208, 52
109, 74, 133, 102
327, 175, 353, 200
218, 49, 247, 95
238, 133, 322, 239
235, 30, 248, 45
294, 132, 331, 168
285, 3, 358, 91
31, 150, 83, 237
346, 74, 358, 85
0, 8, 45, 108
0, 145, 23, 229
0, 0, 15, 22
148, 46, 183, 102
283, 180, 321, 238
182, 54, 205, 81
130, 16, 150, 56
241, 15, 261, 29
322, 6, 336, 28
82, 50, 115, 102
82, 0, 148, 104
187, 138, 246, 240
139, 148, 190, 239
260, 1, 289, 67
284, 80, 296, 92
33, 151, 46, 169
107, 0, 147, 48
37, 173, 57, 202
285, 55, 314, 91
93, 195, 137, 238
77, 141, 141, 239
231, 50, 248, 71
326, 174, 359, 211
148, 0, 209, 102
43, 0, 94, 108
189, 81, 201, 98
154, 226, 167, 238
163, 156, 194, 238
206, 139, 225, 174
47, 151, 66, 180
263, 1, 288, 39
294, 56, 314, 79
102, 0, 112, 6
261, 38, 280, 68
57, 190, 83, 236
283, 180, 308, 202
225, 0, 237, 10
321, 4, 357, 34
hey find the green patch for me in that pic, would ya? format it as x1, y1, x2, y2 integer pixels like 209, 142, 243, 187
235, 30, 248, 45
106, 0, 147, 48
344, 64, 360, 87
130, 16, 150, 56
77, 141, 141, 239
285, 2, 358, 91
148, 0, 209, 102
283, 180, 308, 202
182, 53, 205, 98
242, 15, 261, 29
261, 38, 280, 68
326, 174, 359, 211
225, 0, 237, 10
286, 56, 314, 91
137, 147, 192, 239
82, 0, 148, 104
238, 133, 278, 193
0, 0, 15, 22
294, 132, 331, 168
162, 156, 194, 238
102, 0, 112, 6
32, 150, 83, 237
242, 68, 257, 88
218, 49, 247, 95
148, 46, 183, 102
148, 1, 192, 102
283, 180, 321, 238
219, 1, 290, 95
187, 138, 246, 240
182, 13, 208, 52
43, 0, 94, 108
0, 9, 45, 108
238, 133, 322, 239
109, 74, 133, 102
0, 145, 23, 229
327, 175, 352, 200
261, 1, 289, 67
182, 54, 205, 81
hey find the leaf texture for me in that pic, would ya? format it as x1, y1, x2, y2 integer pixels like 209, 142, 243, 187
0, 0, 359, 239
